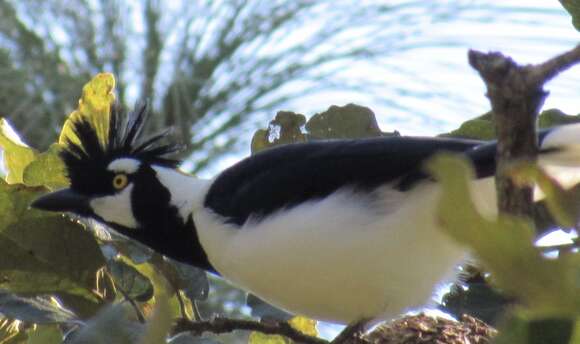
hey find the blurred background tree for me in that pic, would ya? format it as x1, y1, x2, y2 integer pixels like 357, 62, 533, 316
0, 0, 480, 173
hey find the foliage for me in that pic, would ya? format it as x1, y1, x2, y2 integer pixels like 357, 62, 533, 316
560, 0, 580, 30
427, 154, 580, 343
0, 74, 213, 343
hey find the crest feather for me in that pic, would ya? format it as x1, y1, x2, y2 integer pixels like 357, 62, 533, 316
60, 103, 181, 192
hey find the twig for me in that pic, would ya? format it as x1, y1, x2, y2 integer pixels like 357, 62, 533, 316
468, 44, 580, 217
330, 319, 369, 344
173, 317, 329, 344
530, 44, 580, 85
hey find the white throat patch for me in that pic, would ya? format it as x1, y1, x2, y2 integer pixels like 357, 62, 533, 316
108, 158, 141, 174
152, 166, 209, 221
90, 184, 138, 229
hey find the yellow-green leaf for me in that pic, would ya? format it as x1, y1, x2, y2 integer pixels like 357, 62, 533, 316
22, 144, 68, 190
26, 325, 62, 344
427, 154, 580, 316
248, 331, 288, 344
248, 316, 318, 344
59, 73, 115, 147
0, 118, 37, 184
510, 163, 580, 228
288, 316, 317, 337
140, 293, 171, 344
0, 318, 27, 344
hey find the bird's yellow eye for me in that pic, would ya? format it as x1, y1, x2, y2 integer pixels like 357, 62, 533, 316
112, 174, 129, 190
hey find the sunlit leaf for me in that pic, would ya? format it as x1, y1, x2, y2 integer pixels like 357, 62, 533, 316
427, 154, 580, 315
248, 316, 318, 344
21, 144, 68, 189
0, 318, 27, 344
288, 316, 317, 337
510, 163, 580, 228
0, 118, 37, 184
248, 331, 287, 344
59, 73, 115, 147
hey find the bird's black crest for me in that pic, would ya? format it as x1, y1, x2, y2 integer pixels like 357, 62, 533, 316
60, 103, 181, 193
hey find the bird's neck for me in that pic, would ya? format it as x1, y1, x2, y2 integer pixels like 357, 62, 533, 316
121, 167, 217, 272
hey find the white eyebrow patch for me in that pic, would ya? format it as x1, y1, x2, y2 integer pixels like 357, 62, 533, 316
108, 158, 141, 174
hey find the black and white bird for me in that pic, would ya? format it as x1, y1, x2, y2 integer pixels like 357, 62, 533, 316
31, 104, 580, 324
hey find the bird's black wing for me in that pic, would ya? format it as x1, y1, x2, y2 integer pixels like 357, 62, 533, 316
204, 136, 491, 226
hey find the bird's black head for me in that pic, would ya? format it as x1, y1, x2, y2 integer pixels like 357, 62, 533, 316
32, 104, 214, 270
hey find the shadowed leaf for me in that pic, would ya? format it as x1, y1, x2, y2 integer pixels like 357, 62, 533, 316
0, 291, 76, 324
0, 180, 105, 303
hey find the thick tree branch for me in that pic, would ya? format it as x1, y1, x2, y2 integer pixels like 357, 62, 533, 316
173, 318, 329, 344
468, 45, 580, 217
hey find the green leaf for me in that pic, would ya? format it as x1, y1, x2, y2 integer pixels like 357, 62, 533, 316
0, 317, 28, 344
510, 163, 580, 228
0, 291, 76, 324
67, 305, 144, 344
426, 154, 580, 315
560, 0, 580, 31
538, 108, 580, 128
59, 73, 115, 147
494, 314, 577, 344
22, 144, 68, 189
444, 115, 495, 140
305, 104, 383, 139
171, 262, 209, 302
0, 180, 105, 303
140, 293, 171, 344
0, 118, 37, 184
26, 325, 62, 344
108, 259, 154, 303
251, 104, 391, 154
251, 111, 306, 154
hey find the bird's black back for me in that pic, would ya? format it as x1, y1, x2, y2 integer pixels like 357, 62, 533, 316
204, 136, 487, 226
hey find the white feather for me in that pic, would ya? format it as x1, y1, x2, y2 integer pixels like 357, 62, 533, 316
108, 158, 141, 174
194, 178, 497, 324
152, 166, 210, 220
91, 184, 138, 229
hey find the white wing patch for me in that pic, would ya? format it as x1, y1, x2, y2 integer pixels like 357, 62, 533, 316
90, 184, 138, 229
108, 158, 141, 174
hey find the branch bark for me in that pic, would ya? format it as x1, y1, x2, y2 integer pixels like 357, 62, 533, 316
173, 318, 329, 344
468, 44, 580, 217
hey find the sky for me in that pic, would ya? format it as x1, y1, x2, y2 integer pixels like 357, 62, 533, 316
197, 0, 580, 177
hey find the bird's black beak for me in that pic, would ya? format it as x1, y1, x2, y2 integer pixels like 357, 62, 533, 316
31, 188, 92, 215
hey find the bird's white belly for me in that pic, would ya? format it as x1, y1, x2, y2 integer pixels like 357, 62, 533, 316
195, 182, 493, 324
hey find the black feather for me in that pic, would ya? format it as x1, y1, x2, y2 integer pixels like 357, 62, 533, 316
60, 103, 181, 194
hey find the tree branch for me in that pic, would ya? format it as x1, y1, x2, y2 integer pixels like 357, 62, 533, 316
467, 45, 580, 217
173, 318, 329, 344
